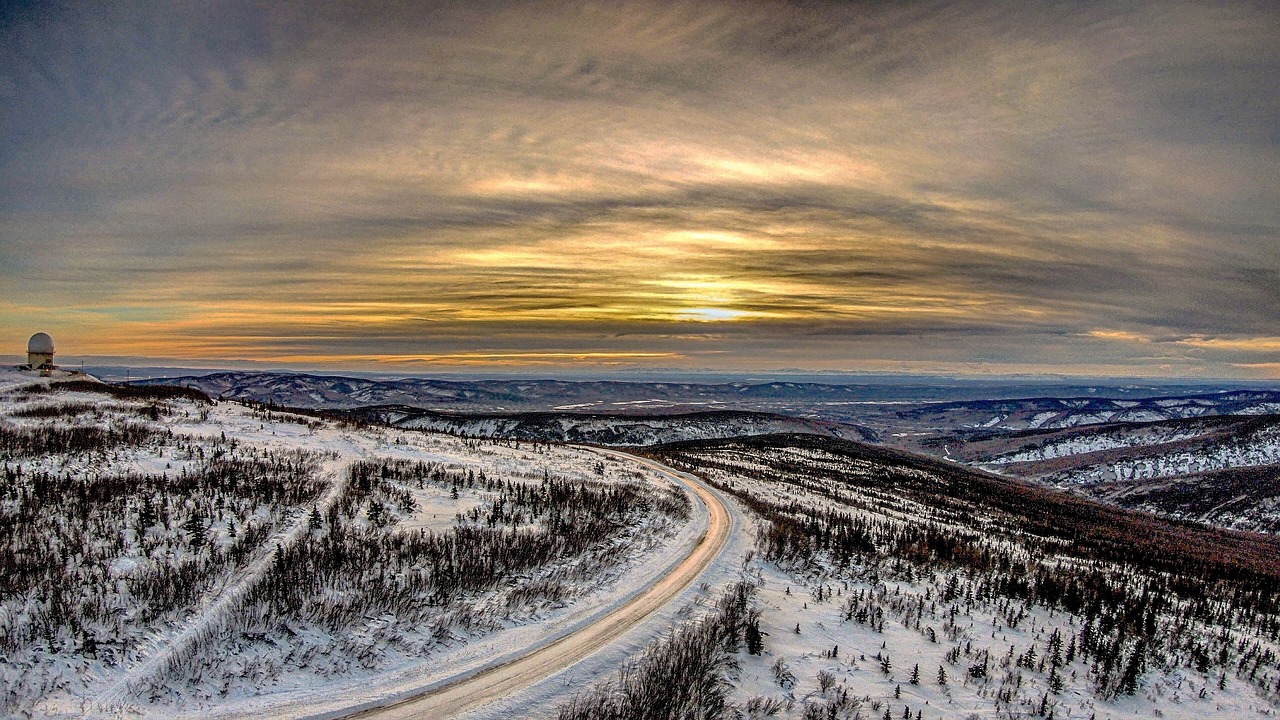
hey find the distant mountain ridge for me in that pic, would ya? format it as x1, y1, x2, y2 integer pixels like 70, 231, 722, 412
131, 370, 901, 410
126, 370, 1280, 534
130, 370, 1280, 424
345, 406, 875, 446
888, 390, 1280, 433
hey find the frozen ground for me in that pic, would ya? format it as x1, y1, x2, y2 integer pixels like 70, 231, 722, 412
725, 560, 1278, 720
649, 436, 1280, 719
8, 368, 1279, 719
0, 369, 715, 719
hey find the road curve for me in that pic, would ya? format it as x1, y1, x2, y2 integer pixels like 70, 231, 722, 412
344, 449, 732, 720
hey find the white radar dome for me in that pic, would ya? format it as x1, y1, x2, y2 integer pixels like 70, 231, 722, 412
27, 332, 55, 354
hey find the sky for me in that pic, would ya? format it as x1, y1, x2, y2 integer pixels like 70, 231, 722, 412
1, 1, 1278, 378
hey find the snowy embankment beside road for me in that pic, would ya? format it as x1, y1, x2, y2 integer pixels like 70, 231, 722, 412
0, 369, 702, 719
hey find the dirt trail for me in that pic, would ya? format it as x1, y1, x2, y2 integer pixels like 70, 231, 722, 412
84, 460, 351, 717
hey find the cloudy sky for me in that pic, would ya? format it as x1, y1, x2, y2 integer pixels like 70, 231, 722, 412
2, 1, 1278, 377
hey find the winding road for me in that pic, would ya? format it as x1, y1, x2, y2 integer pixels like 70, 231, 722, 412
344, 449, 732, 720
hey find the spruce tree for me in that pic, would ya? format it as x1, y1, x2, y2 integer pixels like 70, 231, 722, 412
184, 506, 206, 548
745, 616, 765, 655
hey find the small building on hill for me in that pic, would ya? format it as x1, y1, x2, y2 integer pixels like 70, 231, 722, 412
27, 332, 55, 370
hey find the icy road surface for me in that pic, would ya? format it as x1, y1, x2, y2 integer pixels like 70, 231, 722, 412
342, 449, 733, 720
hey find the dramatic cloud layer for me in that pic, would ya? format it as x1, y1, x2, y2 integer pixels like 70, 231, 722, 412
2, 1, 1278, 376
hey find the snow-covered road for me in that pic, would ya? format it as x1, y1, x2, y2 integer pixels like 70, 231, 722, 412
340, 449, 733, 720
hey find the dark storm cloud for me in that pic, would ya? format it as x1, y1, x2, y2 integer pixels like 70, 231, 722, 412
1, 1, 1277, 376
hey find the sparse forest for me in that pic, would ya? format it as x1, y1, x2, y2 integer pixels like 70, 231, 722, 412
0, 388, 324, 714
652, 434, 1280, 717
0, 378, 692, 716
142, 456, 690, 702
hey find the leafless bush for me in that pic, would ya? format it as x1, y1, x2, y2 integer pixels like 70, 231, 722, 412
744, 694, 788, 718
557, 582, 756, 720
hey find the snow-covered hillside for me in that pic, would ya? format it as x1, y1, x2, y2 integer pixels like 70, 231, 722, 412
627, 435, 1280, 720
972, 416, 1279, 474
943, 415, 1280, 533
890, 392, 1280, 434
1036, 422, 1280, 484
1084, 466, 1280, 534
0, 369, 698, 719
9, 367, 1280, 720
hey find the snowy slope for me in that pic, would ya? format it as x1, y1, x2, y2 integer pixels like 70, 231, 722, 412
641, 434, 1280, 720
0, 369, 703, 719
1080, 465, 1280, 534
887, 392, 1280, 434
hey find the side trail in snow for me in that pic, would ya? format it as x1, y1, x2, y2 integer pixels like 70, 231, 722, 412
83, 460, 352, 718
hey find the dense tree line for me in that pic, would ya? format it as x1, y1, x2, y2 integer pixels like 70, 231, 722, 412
0, 420, 161, 457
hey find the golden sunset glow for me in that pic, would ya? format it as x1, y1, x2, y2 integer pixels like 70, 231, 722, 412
2, 2, 1277, 377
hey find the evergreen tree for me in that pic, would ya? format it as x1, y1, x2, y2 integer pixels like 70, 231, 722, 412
1119, 640, 1146, 696
1049, 667, 1064, 695
135, 494, 157, 536
745, 616, 765, 655
184, 506, 206, 548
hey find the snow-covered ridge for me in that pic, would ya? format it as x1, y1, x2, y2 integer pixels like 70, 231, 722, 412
130, 371, 925, 412
1047, 423, 1280, 484
132, 371, 1280, 438
888, 391, 1280, 435
985, 425, 1218, 464
951, 413, 1280, 534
